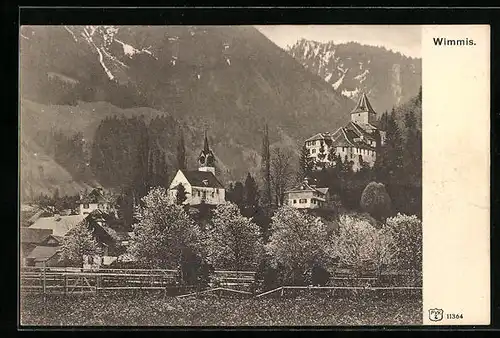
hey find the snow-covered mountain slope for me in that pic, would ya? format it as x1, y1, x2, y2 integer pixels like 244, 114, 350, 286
20, 26, 356, 190
286, 39, 422, 113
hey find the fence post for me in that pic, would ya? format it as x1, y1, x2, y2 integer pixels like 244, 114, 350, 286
96, 275, 99, 295
42, 261, 47, 295
64, 273, 68, 296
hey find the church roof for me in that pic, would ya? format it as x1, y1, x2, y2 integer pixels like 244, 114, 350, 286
182, 170, 224, 189
351, 93, 376, 115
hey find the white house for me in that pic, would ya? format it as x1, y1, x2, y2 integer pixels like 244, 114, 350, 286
284, 178, 330, 210
168, 132, 226, 206
79, 188, 112, 215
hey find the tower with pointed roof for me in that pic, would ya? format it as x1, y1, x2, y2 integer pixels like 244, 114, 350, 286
303, 92, 384, 172
350, 92, 377, 127
198, 131, 216, 175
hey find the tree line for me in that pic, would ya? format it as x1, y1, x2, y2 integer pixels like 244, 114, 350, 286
61, 186, 421, 289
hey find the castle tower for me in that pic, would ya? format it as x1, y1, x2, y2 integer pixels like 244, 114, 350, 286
350, 92, 377, 126
198, 131, 216, 175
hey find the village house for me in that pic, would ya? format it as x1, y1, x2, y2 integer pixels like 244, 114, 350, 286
168, 133, 226, 206
79, 187, 112, 216
20, 227, 54, 263
24, 233, 65, 268
24, 209, 125, 268
284, 178, 330, 210
304, 93, 386, 171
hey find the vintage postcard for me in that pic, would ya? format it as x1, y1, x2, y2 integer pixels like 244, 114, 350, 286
18, 24, 490, 326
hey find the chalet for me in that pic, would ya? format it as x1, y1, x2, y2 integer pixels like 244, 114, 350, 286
168, 133, 226, 206
79, 188, 112, 215
25, 245, 63, 267
24, 233, 65, 267
304, 93, 386, 171
24, 208, 124, 268
284, 178, 330, 210
20, 227, 53, 260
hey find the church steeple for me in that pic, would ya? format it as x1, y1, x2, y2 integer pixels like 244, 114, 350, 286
198, 131, 216, 175
350, 92, 377, 125
203, 130, 210, 153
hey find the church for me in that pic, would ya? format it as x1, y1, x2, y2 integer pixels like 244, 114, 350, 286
168, 133, 226, 206
304, 93, 386, 172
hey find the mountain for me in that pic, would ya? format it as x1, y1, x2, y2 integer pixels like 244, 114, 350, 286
286, 39, 422, 114
20, 26, 356, 197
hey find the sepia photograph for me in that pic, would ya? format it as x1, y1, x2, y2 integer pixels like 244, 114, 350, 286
19, 24, 424, 326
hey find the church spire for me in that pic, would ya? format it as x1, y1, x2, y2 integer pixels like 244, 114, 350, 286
198, 131, 216, 175
203, 130, 210, 153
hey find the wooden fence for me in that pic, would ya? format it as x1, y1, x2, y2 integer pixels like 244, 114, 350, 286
20, 267, 257, 295
254, 286, 422, 299
20, 267, 419, 297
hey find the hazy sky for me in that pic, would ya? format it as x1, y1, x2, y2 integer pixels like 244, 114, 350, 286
255, 25, 422, 59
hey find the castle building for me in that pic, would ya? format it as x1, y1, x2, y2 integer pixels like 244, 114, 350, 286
168, 133, 226, 206
304, 93, 386, 172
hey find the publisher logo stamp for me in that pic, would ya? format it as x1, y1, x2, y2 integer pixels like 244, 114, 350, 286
428, 308, 444, 322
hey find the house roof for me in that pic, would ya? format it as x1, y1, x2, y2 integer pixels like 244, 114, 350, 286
29, 214, 86, 237
346, 122, 376, 141
305, 132, 332, 142
20, 228, 53, 244
40, 234, 65, 246
181, 170, 224, 189
330, 124, 377, 151
351, 93, 376, 115
80, 188, 110, 204
26, 245, 61, 261
285, 180, 329, 197
316, 187, 329, 195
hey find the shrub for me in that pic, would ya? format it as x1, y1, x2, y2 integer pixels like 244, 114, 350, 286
384, 213, 422, 285
265, 206, 335, 285
128, 187, 204, 273
205, 202, 264, 270
333, 215, 395, 275
360, 181, 392, 221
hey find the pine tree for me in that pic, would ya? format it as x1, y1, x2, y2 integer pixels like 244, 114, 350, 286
226, 183, 235, 203
132, 118, 150, 199
404, 110, 422, 185
243, 173, 259, 216
158, 150, 169, 188
260, 124, 272, 209
176, 183, 187, 205
375, 109, 403, 183
176, 129, 187, 171
232, 182, 245, 208
298, 144, 315, 181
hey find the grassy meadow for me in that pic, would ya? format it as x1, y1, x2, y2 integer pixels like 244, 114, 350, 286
20, 292, 422, 326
